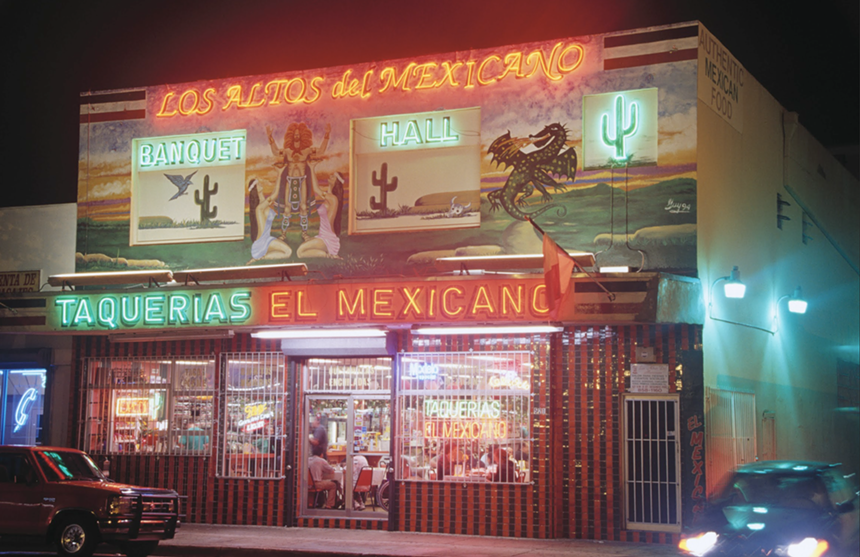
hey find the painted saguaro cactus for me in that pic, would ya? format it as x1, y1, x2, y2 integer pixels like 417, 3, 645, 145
194, 175, 218, 222
601, 95, 638, 162
370, 162, 398, 211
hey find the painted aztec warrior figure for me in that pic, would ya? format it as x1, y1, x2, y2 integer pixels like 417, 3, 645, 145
266, 122, 331, 239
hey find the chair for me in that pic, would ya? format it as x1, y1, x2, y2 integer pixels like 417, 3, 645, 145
307, 470, 326, 508
353, 466, 374, 510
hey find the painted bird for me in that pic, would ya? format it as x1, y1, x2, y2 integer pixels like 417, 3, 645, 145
164, 170, 198, 200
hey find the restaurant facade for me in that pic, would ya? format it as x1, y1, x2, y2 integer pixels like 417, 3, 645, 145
2, 19, 857, 545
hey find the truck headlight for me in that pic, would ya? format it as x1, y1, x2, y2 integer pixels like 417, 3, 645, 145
107, 495, 135, 515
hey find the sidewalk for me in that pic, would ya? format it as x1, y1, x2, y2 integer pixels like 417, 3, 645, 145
155, 524, 680, 557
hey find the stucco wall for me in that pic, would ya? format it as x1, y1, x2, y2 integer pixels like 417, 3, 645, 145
0, 203, 77, 446
697, 66, 860, 478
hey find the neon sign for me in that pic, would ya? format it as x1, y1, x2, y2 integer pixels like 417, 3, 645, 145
601, 95, 639, 163
116, 397, 150, 416
14, 388, 38, 433
266, 280, 551, 324
379, 117, 459, 148
406, 362, 439, 380
238, 403, 272, 433
244, 402, 268, 419
423, 420, 507, 440
155, 41, 585, 117
423, 399, 501, 419
488, 375, 530, 390
136, 131, 246, 169
53, 290, 252, 331
582, 88, 658, 170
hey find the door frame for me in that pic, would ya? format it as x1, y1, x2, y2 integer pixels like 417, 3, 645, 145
301, 393, 389, 518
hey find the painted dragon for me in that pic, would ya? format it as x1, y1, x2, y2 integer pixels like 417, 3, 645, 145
486, 122, 577, 221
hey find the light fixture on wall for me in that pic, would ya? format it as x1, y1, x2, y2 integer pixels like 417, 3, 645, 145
718, 266, 746, 299
48, 270, 174, 290
783, 286, 808, 314
251, 328, 387, 339
413, 325, 563, 335
771, 286, 809, 334
108, 329, 235, 343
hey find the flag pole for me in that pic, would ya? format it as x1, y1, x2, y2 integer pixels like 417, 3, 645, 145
527, 218, 616, 301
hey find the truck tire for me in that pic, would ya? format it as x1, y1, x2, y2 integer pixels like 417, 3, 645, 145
120, 541, 159, 557
55, 515, 98, 557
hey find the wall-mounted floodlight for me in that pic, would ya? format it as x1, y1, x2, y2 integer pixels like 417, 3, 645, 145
723, 266, 746, 298
786, 287, 808, 314
714, 266, 746, 299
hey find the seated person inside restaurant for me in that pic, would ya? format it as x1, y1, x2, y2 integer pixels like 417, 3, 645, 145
179, 413, 209, 452
465, 441, 485, 472
308, 445, 339, 509
486, 445, 517, 482
352, 453, 369, 510
435, 442, 465, 481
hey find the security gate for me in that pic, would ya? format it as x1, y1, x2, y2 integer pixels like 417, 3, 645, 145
622, 395, 681, 532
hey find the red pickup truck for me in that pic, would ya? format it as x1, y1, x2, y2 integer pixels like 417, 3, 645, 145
0, 445, 180, 557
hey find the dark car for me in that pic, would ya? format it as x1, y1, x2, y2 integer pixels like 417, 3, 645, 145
679, 461, 859, 557
0, 445, 180, 557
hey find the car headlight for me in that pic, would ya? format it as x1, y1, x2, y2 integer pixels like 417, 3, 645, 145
679, 531, 719, 556
787, 538, 829, 557
107, 495, 136, 515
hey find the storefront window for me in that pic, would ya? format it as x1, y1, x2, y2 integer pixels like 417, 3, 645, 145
396, 351, 531, 484
218, 352, 286, 479
80, 357, 214, 455
1, 369, 46, 445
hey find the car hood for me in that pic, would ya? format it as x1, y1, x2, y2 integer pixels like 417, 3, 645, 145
60, 480, 177, 496
697, 504, 834, 548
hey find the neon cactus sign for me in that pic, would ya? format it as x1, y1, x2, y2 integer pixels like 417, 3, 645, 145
601, 95, 639, 162
582, 88, 658, 170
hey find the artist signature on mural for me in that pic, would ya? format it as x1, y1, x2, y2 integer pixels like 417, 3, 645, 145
665, 198, 691, 214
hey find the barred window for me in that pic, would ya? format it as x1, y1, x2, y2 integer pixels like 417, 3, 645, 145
79, 357, 215, 456
396, 351, 531, 484
305, 357, 391, 393
218, 352, 286, 479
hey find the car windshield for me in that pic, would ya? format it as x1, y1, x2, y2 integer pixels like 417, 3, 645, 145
34, 451, 105, 481
719, 472, 830, 510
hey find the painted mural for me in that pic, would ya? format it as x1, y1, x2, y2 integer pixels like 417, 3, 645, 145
77, 26, 698, 277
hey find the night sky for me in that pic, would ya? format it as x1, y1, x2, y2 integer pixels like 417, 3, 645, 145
1, 0, 857, 208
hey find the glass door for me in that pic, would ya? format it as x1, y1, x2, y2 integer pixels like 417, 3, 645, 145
303, 395, 390, 516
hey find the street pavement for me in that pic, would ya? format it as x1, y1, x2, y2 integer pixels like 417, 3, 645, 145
154, 523, 681, 557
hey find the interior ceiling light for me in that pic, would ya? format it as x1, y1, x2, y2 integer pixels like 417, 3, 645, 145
413, 325, 563, 335
787, 286, 808, 314
251, 329, 387, 339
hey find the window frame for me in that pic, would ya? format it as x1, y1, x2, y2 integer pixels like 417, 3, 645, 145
396, 350, 532, 485
79, 356, 216, 456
